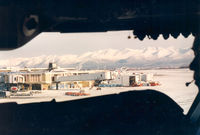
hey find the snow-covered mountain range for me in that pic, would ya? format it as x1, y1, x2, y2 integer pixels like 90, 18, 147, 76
0, 47, 193, 69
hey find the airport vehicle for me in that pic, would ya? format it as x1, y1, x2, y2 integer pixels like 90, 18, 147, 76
0, 0, 199, 135
10, 86, 18, 93
65, 91, 90, 96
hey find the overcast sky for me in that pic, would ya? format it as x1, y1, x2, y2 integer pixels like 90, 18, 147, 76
0, 31, 194, 59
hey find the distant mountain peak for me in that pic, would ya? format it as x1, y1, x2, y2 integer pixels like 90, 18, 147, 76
0, 47, 193, 69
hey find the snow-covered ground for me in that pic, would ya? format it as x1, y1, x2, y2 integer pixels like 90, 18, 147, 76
137, 68, 198, 114
0, 68, 197, 114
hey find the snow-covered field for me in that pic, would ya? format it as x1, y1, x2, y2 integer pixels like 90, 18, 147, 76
137, 68, 198, 114
0, 68, 198, 114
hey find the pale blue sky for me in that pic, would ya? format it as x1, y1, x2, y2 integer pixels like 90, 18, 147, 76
0, 31, 194, 59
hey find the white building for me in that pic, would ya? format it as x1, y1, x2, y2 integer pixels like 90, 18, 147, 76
141, 73, 154, 82
4, 73, 25, 84
55, 71, 112, 82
